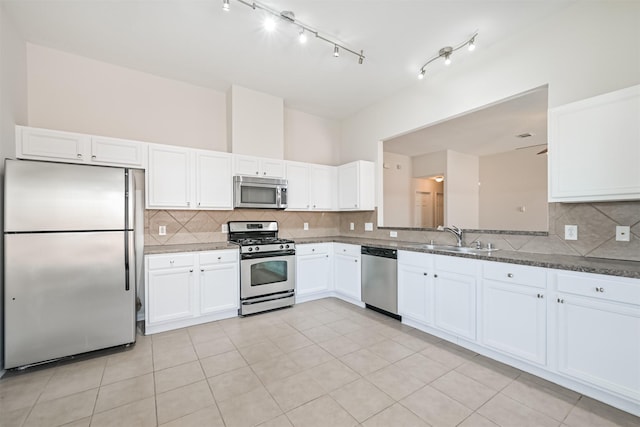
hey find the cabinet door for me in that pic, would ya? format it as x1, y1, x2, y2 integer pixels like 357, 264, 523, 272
482, 280, 546, 365
434, 270, 477, 340
338, 162, 359, 209
398, 263, 432, 324
285, 162, 310, 210
148, 145, 191, 208
261, 159, 284, 178
310, 165, 337, 210
549, 85, 640, 202
200, 262, 239, 315
90, 137, 144, 167
19, 127, 88, 162
148, 268, 195, 324
334, 253, 361, 301
196, 151, 232, 209
297, 252, 331, 296
556, 295, 640, 400
234, 155, 260, 176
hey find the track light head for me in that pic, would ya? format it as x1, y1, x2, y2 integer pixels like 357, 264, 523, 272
418, 32, 477, 79
264, 16, 276, 31
333, 45, 339, 57
418, 69, 425, 79
298, 29, 308, 44
468, 37, 476, 51
222, 0, 230, 12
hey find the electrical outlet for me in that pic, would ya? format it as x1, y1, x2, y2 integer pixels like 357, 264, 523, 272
221, 224, 228, 233
303, 222, 309, 231
390, 231, 398, 238
158, 225, 167, 236
564, 225, 578, 240
365, 222, 373, 231
350, 222, 355, 231
616, 226, 631, 242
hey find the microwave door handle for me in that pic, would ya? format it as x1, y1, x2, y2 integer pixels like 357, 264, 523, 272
276, 187, 282, 206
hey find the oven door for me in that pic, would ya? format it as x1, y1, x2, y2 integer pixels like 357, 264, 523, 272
240, 253, 295, 299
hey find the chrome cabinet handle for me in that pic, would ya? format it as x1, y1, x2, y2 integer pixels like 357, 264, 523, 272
187, 202, 191, 206
170, 260, 175, 264
263, 171, 267, 175
537, 293, 544, 299
255, 171, 259, 175
218, 256, 222, 260
200, 268, 204, 272
91, 155, 96, 159
434, 274, 438, 278
355, 259, 358, 263
423, 272, 428, 276
313, 205, 316, 208
325, 255, 329, 258
189, 269, 193, 273
312, 249, 315, 252
596, 287, 604, 292
557, 298, 564, 303
507, 273, 514, 278
77, 153, 83, 158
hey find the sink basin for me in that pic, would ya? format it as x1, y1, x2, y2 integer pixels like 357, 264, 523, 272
408, 244, 498, 255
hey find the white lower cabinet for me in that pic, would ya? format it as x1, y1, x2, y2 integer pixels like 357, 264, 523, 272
398, 251, 433, 325
554, 271, 640, 403
145, 249, 239, 334
481, 262, 547, 365
333, 243, 362, 303
433, 255, 478, 341
296, 243, 333, 302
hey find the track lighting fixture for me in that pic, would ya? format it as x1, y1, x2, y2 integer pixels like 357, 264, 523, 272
224, 0, 365, 64
417, 31, 478, 79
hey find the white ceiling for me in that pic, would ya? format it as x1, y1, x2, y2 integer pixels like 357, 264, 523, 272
384, 87, 549, 157
2, 0, 574, 119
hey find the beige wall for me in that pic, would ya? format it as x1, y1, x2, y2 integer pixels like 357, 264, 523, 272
27, 44, 228, 151
284, 108, 341, 165
382, 152, 412, 226
446, 150, 479, 228
412, 150, 446, 178
479, 147, 548, 231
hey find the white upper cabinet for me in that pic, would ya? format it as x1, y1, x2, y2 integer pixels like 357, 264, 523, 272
285, 161, 337, 211
195, 150, 233, 209
234, 154, 284, 178
338, 160, 375, 210
147, 145, 233, 210
147, 145, 191, 209
17, 126, 146, 168
548, 84, 640, 202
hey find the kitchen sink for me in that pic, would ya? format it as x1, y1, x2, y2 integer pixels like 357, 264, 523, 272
408, 243, 498, 255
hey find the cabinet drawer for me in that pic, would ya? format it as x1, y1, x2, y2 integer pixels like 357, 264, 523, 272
398, 250, 431, 268
147, 253, 194, 270
297, 244, 331, 256
199, 250, 238, 265
557, 272, 640, 305
334, 243, 360, 257
483, 262, 546, 289
434, 254, 478, 273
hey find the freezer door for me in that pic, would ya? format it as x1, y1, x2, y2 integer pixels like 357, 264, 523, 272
4, 231, 136, 369
4, 159, 126, 232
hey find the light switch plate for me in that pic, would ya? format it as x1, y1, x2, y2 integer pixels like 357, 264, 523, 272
365, 222, 373, 231
389, 231, 398, 238
350, 222, 355, 231
303, 222, 309, 231
221, 224, 228, 233
159, 225, 167, 236
564, 225, 578, 240
616, 225, 631, 242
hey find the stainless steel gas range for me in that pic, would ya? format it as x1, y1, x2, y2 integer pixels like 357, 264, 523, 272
228, 221, 295, 315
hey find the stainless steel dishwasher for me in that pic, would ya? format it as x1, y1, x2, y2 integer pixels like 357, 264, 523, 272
361, 246, 400, 320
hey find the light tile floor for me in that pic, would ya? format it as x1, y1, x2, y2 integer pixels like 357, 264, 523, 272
1, 298, 639, 427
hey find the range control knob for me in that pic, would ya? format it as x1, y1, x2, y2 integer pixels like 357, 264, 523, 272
285, 244, 290, 249
280, 245, 284, 249
248, 247, 253, 252
255, 246, 260, 251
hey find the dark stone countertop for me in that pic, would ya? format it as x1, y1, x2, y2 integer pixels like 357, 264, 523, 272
144, 236, 640, 279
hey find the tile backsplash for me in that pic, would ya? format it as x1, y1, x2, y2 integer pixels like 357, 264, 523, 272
145, 201, 640, 262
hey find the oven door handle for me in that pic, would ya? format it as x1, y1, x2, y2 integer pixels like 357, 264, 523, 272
241, 250, 295, 260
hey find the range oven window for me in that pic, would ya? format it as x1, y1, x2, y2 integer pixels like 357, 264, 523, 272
250, 260, 288, 286
241, 186, 277, 205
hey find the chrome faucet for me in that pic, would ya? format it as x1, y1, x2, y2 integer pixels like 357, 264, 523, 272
437, 225, 464, 247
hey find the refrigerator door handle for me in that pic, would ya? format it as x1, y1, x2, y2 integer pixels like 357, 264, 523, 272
125, 231, 135, 292
125, 169, 135, 230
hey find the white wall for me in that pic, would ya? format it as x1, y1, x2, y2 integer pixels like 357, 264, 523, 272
228, 85, 284, 159
341, 2, 640, 164
0, 3, 28, 374
382, 152, 412, 226
284, 108, 340, 165
479, 147, 548, 231
446, 150, 479, 228
412, 151, 446, 178
27, 44, 228, 151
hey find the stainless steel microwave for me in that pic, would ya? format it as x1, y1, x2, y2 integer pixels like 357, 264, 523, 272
233, 176, 288, 209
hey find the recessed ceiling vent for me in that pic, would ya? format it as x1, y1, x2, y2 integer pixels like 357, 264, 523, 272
516, 132, 534, 138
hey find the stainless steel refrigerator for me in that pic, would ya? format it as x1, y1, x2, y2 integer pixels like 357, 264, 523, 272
4, 159, 139, 369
